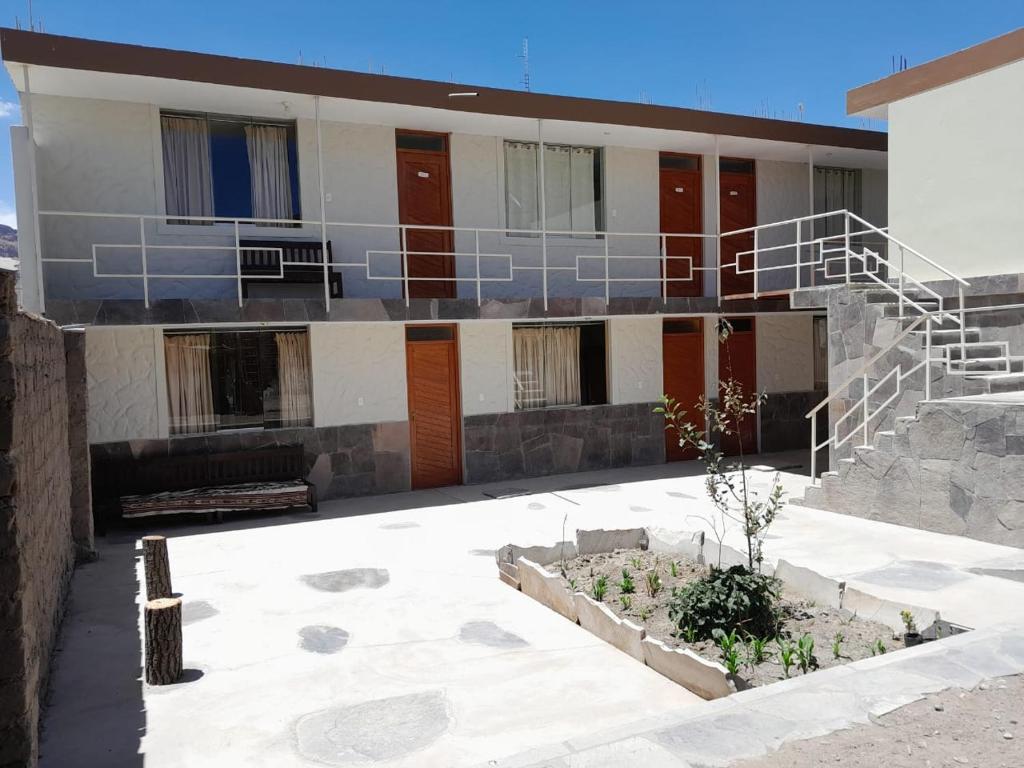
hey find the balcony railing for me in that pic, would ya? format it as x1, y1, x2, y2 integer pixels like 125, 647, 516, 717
34, 209, 891, 311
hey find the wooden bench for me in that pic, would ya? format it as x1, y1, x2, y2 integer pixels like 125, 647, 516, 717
239, 238, 342, 298
100, 445, 315, 524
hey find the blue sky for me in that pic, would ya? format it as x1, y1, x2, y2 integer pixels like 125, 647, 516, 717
0, 1, 1020, 230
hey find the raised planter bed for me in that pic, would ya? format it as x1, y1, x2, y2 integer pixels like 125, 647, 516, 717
497, 527, 966, 700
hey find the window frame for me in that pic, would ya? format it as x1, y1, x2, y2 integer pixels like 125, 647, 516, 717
502, 140, 605, 239
511, 320, 608, 412
157, 109, 304, 229
163, 325, 313, 436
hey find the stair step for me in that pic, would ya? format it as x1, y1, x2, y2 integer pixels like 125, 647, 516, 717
862, 289, 925, 304
946, 344, 1008, 360
965, 372, 1024, 393
873, 429, 895, 451
837, 456, 855, 479
884, 302, 941, 317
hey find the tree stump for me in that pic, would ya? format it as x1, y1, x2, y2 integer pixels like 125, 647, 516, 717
142, 535, 172, 600
144, 597, 182, 685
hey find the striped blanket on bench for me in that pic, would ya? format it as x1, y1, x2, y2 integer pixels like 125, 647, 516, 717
120, 480, 312, 518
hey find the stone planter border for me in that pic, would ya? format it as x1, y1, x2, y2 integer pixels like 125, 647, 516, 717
498, 527, 953, 700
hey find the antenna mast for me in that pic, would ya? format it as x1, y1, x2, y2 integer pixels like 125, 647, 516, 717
519, 38, 530, 92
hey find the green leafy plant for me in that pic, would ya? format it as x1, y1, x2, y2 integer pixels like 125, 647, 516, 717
745, 635, 771, 668
638, 605, 652, 622
617, 569, 636, 595
630, 556, 643, 570
871, 638, 887, 656
796, 634, 817, 674
592, 575, 608, 602
900, 610, 917, 634
567, 578, 578, 592
681, 625, 697, 643
712, 629, 743, 676
777, 638, 796, 678
831, 631, 845, 660
667, 564, 781, 641
645, 570, 663, 598
619, 594, 632, 611
670, 560, 680, 578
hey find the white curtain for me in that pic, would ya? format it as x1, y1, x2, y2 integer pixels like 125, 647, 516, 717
164, 334, 215, 434
161, 116, 213, 222
569, 147, 597, 231
275, 332, 312, 426
544, 145, 572, 231
513, 326, 581, 409
505, 142, 539, 231
245, 124, 294, 222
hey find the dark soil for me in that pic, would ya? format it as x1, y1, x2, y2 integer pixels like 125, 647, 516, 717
548, 548, 897, 687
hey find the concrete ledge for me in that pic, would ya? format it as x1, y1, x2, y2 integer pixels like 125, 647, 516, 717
517, 558, 577, 622
843, 586, 940, 635
646, 526, 770, 575
497, 542, 577, 568
576, 528, 648, 555
775, 559, 844, 607
640, 637, 735, 700
574, 593, 646, 662
498, 561, 520, 590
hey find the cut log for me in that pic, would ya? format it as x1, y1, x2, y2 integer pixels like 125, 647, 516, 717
142, 535, 172, 600
145, 597, 183, 685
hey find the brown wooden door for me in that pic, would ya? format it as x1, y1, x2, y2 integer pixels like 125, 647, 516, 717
406, 325, 462, 489
719, 161, 757, 298
663, 318, 705, 461
659, 154, 703, 298
718, 317, 758, 457
396, 132, 455, 299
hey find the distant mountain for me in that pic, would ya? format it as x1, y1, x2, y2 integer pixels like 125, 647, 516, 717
0, 225, 16, 261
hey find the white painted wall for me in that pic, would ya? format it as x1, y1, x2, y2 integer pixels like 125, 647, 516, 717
608, 316, 663, 404
888, 59, 1024, 281
309, 323, 407, 426
756, 313, 814, 393
458, 321, 513, 416
756, 160, 810, 292
10, 126, 39, 311
85, 325, 164, 443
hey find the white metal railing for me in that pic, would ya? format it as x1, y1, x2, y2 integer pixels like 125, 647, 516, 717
805, 302, 1024, 482
36, 210, 720, 310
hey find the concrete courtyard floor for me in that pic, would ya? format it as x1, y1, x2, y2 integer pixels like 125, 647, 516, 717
39, 450, 1024, 767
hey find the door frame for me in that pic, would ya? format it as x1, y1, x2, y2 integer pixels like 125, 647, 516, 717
395, 129, 456, 299
659, 152, 704, 298
404, 322, 463, 489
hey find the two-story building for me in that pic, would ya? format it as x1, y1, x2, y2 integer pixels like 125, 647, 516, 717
1, 29, 889, 505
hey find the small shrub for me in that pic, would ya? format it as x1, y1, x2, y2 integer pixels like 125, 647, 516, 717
777, 638, 796, 678
831, 632, 844, 660
681, 625, 697, 643
900, 609, 917, 634
630, 556, 643, 570
618, 569, 636, 595
567, 578, 577, 592
745, 635, 771, 667
871, 638, 887, 656
713, 629, 742, 675
638, 605, 652, 622
796, 634, 817, 674
592, 575, 608, 602
670, 560, 680, 578
619, 594, 632, 611
645, 570, 663, 598
667, 565, 781, 641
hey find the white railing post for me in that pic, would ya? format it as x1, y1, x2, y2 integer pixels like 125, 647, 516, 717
958, 285, 966, 356
660, 234, 667, 300
401, 226, 409, 307
925, 315, 932, 401
752, 228, 759, 299
810, 411, 817, 482
475, 229, 481, 306
139, 217, 149, 309
604, 233, 610, 305
234, 220, 242, 308
795, 220, 802, 291
537, 118, 549, 311
844, 213, 851, 285
862, 373, 870, 446
898, 244, 905, 317
314, 95, 330, 312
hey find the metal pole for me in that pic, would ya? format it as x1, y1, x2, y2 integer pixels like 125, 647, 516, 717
537, 119, 548, 311
714, 136, 721, 302
660, 234, 667, 300
604, 233, 610, 305
844, 213, 851, 285
958, 284, 966, 360
22, 65, 45, 313
807, 145, 814, 288
753, 228, 759, 299
475, 229, 481, 306
234, 219, 243, 308
401, 226, 409, 307
315, 95, 330, 311
862, 373, 869, 446
810, 412, 817, 482
925, 315, 932, 401
795, 218, 802, 290
139, 218, 149, 309
898, 245, 904, 317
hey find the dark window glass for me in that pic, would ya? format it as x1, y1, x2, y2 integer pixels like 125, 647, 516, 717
405, 326, 455, 342
210, 119, 253, 219
719, 158, 755, 175
660, 154, 700, 171
664, 319, 702, 335
724, 317, 754, 333
579, 323, 607, 406
396, 132, 447, 152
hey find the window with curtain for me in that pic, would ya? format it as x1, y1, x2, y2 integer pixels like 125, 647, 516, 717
164, 328, 311, 434
813, 316, 828, 390
513, 323, 607, 410
813, 167, 862, 238
504, 141, 602, 233
161, 112, 301, 224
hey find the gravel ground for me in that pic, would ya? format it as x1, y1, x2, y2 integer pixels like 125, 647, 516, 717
548, 549, 898, 687
736, 674, 1024, 768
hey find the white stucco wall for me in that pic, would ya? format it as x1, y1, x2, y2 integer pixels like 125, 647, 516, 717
309, 323, 407, 426
755, 313, 814, 394
888, 59, 1024, 281
459, 321, 513, 416
85, 326, 163, 443
608, 316, 663, 404
756, 160, 810, 292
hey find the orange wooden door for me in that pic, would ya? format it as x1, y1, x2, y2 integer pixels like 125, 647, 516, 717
719, 163, 757, 298
663, 318, 705, 461
718, 317, 758, 457
659, 154, 703, 298
406, 325, 462, 489
396, 132, 455, 299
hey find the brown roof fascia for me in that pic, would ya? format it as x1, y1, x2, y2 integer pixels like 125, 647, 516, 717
848, 26, 1024, 115
1, 28, 886, 152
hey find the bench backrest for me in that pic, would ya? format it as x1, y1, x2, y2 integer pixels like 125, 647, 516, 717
239, 239, 333, 268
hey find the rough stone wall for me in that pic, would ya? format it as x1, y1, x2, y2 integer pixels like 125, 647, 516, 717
463, 403, 663, 484
0, 272, 76, 768
63, 331, 94, 559
760, 391, 826, 453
